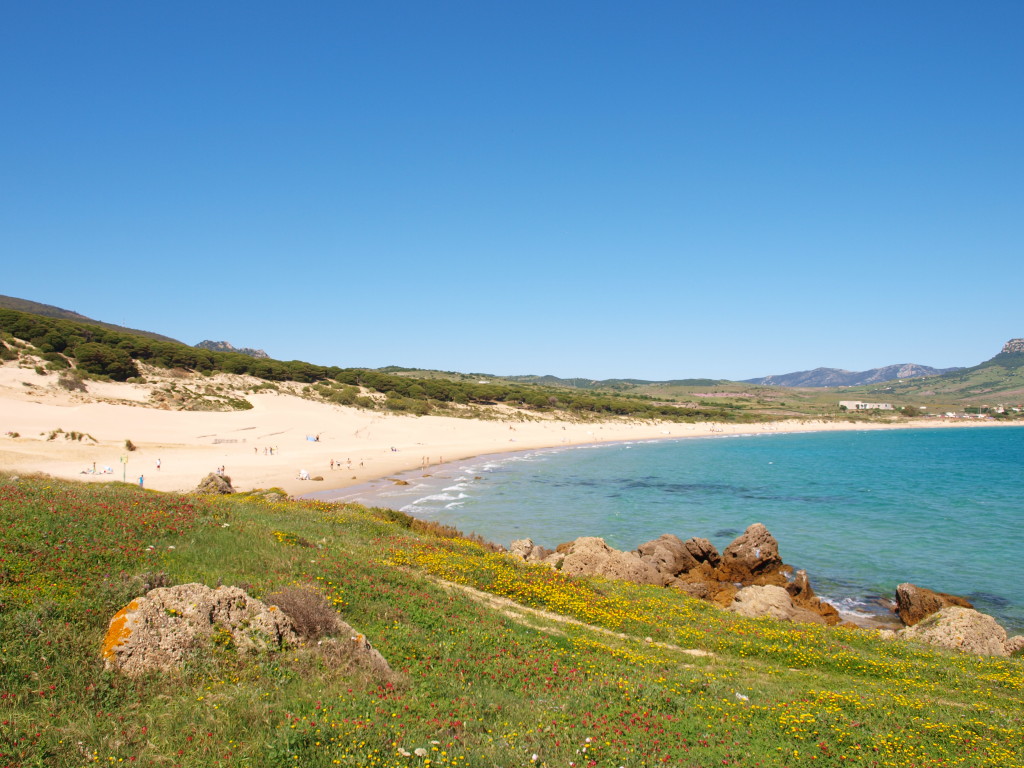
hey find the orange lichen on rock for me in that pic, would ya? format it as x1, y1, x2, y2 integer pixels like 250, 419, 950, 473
101, 599, 139, 659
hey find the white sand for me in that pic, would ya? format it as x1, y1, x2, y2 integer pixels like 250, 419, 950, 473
0, 362, 1015, 497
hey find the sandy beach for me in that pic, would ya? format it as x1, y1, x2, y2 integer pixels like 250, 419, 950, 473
1, 363, 1016, 498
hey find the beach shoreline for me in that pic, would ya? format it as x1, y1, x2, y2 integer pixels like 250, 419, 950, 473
2, 363, 1021, 498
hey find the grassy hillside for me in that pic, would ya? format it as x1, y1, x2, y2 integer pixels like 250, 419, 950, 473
1, 474, 1021, 767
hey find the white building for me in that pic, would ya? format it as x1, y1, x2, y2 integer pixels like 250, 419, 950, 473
839, 400, 894, 411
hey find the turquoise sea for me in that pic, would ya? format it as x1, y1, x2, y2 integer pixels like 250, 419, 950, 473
312, 426, 1024, 633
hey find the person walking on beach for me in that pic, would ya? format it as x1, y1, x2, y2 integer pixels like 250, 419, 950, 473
156, 458, 161, 470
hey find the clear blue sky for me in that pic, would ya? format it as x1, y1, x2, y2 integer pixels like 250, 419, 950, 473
3, 2, 1022, 380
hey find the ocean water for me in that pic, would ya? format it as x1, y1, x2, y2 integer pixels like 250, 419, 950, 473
312, 427, 1024, 632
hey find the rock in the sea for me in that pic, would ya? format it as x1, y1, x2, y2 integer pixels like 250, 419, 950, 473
716, 523, 786, 585
102, 583, 298, 675
895, 583, 974, 626
195, 473, 234, 494
898, 606, 1015, 656
560, 537, 666, 586
727, 585, 826, 624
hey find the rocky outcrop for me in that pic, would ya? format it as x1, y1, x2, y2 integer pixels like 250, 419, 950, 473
195, 340, 270, 359
898, 606, 1024, 657
102, 584, 298, 676
559, 537, 666, 586
727, 585, 827, 624
895, 583, 973, 626
509, 524, 841, 625
716, 523, 788, 585
1001, 338, 1024, 355
103, 583, 397, 679
195, 473, 234, 494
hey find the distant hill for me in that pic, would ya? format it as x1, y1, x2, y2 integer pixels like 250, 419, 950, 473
743, 363, 960, 388
0, 294, 182, 344
195, 340, 269, 359
505, 374, 724, 391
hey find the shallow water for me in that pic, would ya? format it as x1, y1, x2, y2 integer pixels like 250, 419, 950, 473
311, 426, 1024, 632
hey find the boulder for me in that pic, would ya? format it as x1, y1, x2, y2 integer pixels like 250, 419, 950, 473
895, 583, 973, 626
898, 606, 1013, 657
636, 534, 721, 576
509, 538, 535, 559
682, 537, 722, 569
102, 583, 298, 676
1005, 635, 1024, 656
716, 523, 786, 585
727, 585, 826, 624
636, 534, 690, 575
560, 537, 666, 586
195, 473, 234, 494
509, 538, 554, 564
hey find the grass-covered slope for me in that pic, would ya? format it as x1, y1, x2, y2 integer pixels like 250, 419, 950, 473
1, 474, 1021, 767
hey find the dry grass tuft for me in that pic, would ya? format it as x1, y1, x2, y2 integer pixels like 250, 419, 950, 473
265, 586, 342, 641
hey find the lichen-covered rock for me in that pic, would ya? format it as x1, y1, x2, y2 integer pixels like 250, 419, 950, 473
560, 537, 666, 586
898, 606, 1011, 656
727, 585, 826, 624
195, 473, 234, 494
894, 583, 973, 626
716, 523, 785, 584
102, 583, 298, 675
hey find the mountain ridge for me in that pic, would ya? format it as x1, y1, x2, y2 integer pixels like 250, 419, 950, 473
744, 363, 962, 388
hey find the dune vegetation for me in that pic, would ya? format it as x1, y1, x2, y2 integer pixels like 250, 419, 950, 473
1, 473, 1021, 767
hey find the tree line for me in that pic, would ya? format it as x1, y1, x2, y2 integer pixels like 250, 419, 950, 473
0, 308, 753, 423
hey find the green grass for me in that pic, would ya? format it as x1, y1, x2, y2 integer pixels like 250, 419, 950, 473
1, 473, 1022, 767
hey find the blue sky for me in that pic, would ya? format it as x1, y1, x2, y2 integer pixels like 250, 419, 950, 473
3, 2, 1022, 380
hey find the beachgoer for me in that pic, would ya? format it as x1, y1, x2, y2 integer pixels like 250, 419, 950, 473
330, 459, 335, 470
156, 458, 161, 470
139, 475, 144, 488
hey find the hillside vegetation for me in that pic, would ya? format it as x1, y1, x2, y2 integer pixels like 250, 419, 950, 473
1, 474, 1022, 767
4, 303, 1023, 422
0, 308, 766, 423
